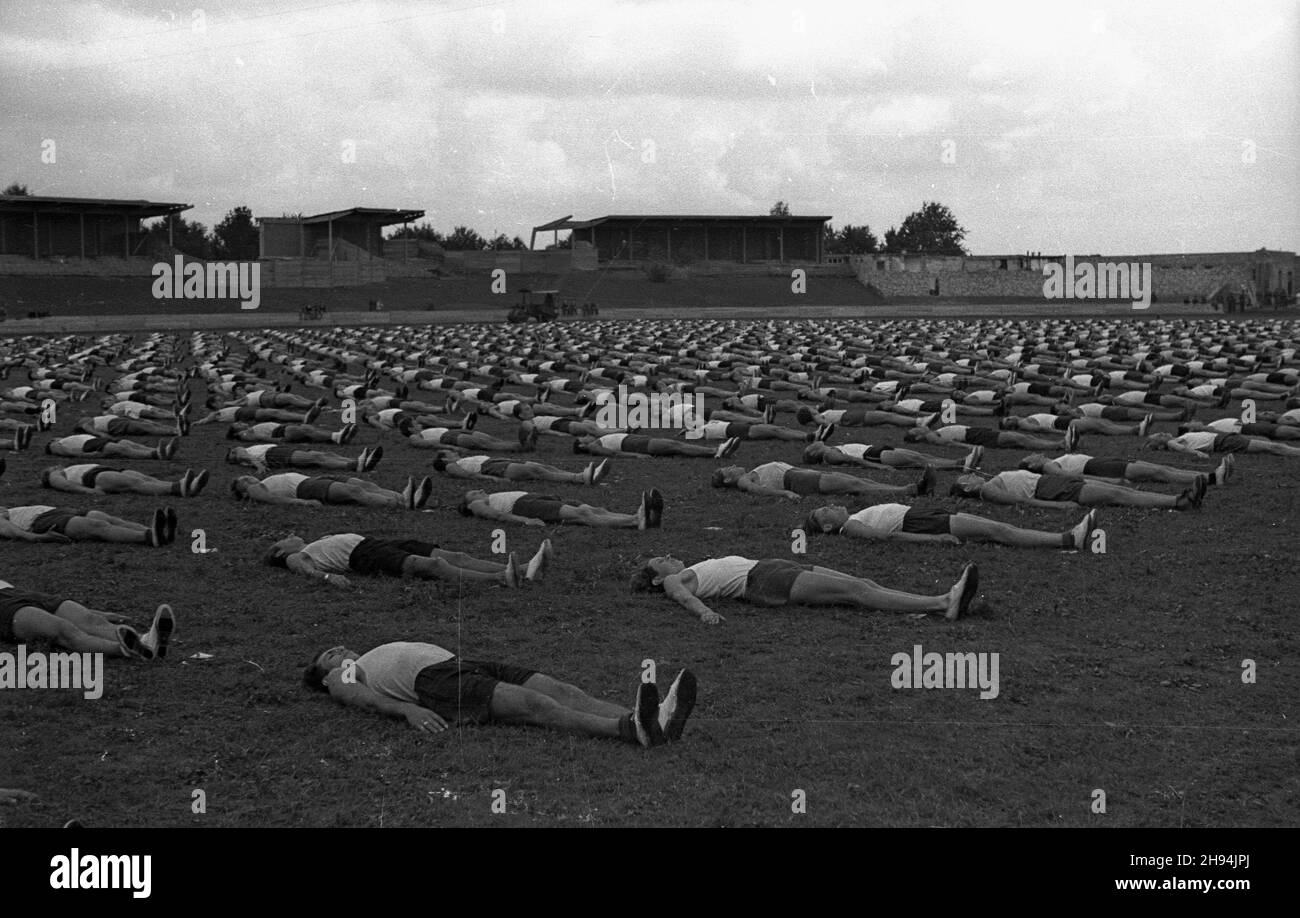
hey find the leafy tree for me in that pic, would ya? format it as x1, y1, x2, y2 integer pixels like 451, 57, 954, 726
882, 202, 967, 255
212, 205, 259, 260
144, 215, 213, 259
824, 223, 878, 255
388, 222, 445, 245
486, 233, 527, 251
443, 226, 487, 251
769, 200, 791, 216
3, 183, 30, 196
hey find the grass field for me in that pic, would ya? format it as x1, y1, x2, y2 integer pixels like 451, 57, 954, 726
1, 317, 1297, 828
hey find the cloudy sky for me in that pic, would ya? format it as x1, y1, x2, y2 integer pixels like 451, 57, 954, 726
3, 0, 1296, 254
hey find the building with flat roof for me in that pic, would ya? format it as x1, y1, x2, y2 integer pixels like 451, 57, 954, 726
258, 207, 425, 260
0, 194, 191, 260
531, 214, 832, 264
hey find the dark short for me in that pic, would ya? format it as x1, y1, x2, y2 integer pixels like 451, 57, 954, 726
296, 477, 338, 503
480, 459, 513, 477
842, 408, 870, 425
1143, 392, 1165, 406
901, 506, 952, 535
1240, 423, 1275, 438
1099, 407, 1131, 422
269, 425, 287, 439
347, 537, 413, 577
744, 559, 813, 607
413, 658, 539, 725
31, 507, 83, 535
1034, 473, 1086, 502
863, 445, 888, 460
105, 418, 131, 436
0, 589, 67, 643
1027, 383, 1053, 396
620, 435, 652, 453
264, 446, 298, 469
965, 426, 1000, 447
783, 468, 825, 495
82, 466, 118, 488
1082, 457, 1129, 479
1214, 433, 1250, 453
512, 495, 569, 522
393, 539, 439, 555
1047, 415, 1071, 431
80, 437, 109, 453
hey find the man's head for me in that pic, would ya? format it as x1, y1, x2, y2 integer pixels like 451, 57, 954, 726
630, 555, 686, 592
795, 406, 816, 425
903, 427, 927, 442
801, 442, 827, 464
1018, 453, 1048, 472
459, 489, 487, 516
1144, 432, 1174, 450
949, 474, 984, 499
263, 535, 306, 567
230, 475, 258, 499
998, 417, 1021, 430
806, 505, 850, 534
224, 447, 241, 464
302, 645, 358, 692
710, 466, 745, 488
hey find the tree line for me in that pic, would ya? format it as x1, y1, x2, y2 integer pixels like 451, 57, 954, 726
771, 199, 969, 256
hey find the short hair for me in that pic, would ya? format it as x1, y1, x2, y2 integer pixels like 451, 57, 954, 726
949, 480, 980, 499
629, 564, 660, 593
710, 468, 726, 488
40, 469, 52, 488
457, 497, 472, 516
262, 543, 291, 567
302, 652, 332, 693
796, 406, 814, 425
431, 456, 448, 472
805, 510, 828, 533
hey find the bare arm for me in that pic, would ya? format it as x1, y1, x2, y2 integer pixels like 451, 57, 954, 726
662, 574, 724, 624
736, 476, 800, 500
841, 521, 958, 544
324, 672, 445, 732
285, 552, 348, 586
246, 483, 321, 507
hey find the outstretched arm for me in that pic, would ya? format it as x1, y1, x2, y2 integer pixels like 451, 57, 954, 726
285, 552, 349, 586
246, 483, 322, 507
325, 673, 446, 732
737, 476, 800, 500
662, 575, 724, 624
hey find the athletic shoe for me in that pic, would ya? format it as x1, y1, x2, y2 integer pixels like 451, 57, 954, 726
915, 465, 936, 497
1175, 488, 1195, 512
37, 416, 52, 432
339, 423, 357, 445
178, 416, 190, 437
715, 436, 741, 459
636, 491, 649, 531
503, 552, 520, 589
963, 445, 984, 473
646, 488, 664, 528
177, 470, 194, 498
162, 437, 179, 460
402, 476, 416, 510
17, 425, 32, 450
303, 404, 322, 425
1064, 422, 1080, 452
525, 538, 553, 582
632, 681, 666, 748
1068, 509, 1097, 552
1192, 474, 1208, 508
591, 457, 611, 485
1217, 389, 1232, 409
582, 461, 596, 486
517, 425, 531, 448
658, 669, 698, 743
1224, 452, 1237, 482
355, 448, 371, 473
415, 476, 434, 509
762, 404, 776, 425
140, 604, 176, 660
186, 468, 210, 497
946, 561, 980, 621
816, 422, 836, 443
164, 507, 178, 545
463, 412, 477, 431
916, 412, 938, 429
177, 402, 191, 419
116, 625, 152, 661
1138, 413, 1153, 437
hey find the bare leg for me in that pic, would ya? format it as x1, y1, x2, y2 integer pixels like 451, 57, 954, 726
1077, 481, 1179, 508
949, 513, 1067, 548
404, 556, 510, 583
487, 682, 622, 738
11, 607, 124, 655
789, 569, 947, 613
427, 548, 507, 573
521, 674, 629, 718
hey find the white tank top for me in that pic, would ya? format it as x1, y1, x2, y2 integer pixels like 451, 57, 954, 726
456, 456, 489, 474
701, 421, 730, 439
1206, 418, 1240, 433
111, 401, 146, 418
5, 506, 57, 530
300, 533, 365, 573
262, 473, 308, 497
355, 642, 455, 703
486, 491, 526, 512
1076, 402, 1105, 417
63, 464, 100, 480
836, 443, 871, 459
848, 503, 909, 533
250, 422, 281, 437
751, 462, 792, 489
935, 425, 968, 442
1048, 453, 1091, 475
597, 434, 628, 450
994, 470, 1040, 501
245, 444, 274, 460
416, 427, 450, 441
1026, 413, 1061, 428
686, 556, 757, 600
61, 434, 96, 449
1172, 431, 1218, 451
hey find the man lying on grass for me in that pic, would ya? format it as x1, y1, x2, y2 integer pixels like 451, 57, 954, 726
805, 503, 1098, 550
1, 505, 176, 546
0, 579, 173, 661
630, 555, 980, 624
303, 641, 696, 748
232, 473, 433, 510
459, 488, 663, 529
948, 469, 1205, 511
264, 532, 553, 588
710, 461, 934, 501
